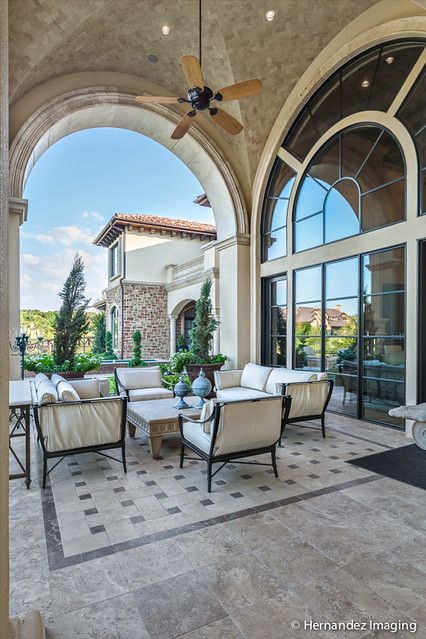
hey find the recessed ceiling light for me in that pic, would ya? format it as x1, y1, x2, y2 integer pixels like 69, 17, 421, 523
361, 79, 370, 88
161, 25, 170, 35
147, 54, 159, 64
265, 10, 276, 22
385, 55, 395, 65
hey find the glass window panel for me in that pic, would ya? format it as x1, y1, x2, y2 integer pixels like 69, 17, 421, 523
398, 69, 426, 135
326, 258, 358, 299
325, 298, 358, 335
363, 293, 404, 336
263, 197, 288, 233
271, 279, 287, 307
264, 227, 286, 261
324, 180, 360, 243
308, 139, 339, 187
266, 158, 296, 199
328, 374, 358, 416
368, 43, 424, 111
295, 266, 322, 303
422, 169, 426, 214
310, 76, 341, 136
271, 337, 286, 367
294, 337, 322, 371
341, 50, 380, 117
325, 337, 357, 374
341, 126, 381, 177
363, 337, 405, 372
295, 214, 323, 252
295, 303, 322, 335
357, 131, 405, 193
415, 127, 426, 167
295, 175, 328, 220
271, 306, 287, 336
362, 379, 405, 425
284, 111, 319, 161
361, 179, 405, 231
363, 247, 405, 296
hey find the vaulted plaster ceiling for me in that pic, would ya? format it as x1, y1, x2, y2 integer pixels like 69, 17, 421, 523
9, 0, 380, 185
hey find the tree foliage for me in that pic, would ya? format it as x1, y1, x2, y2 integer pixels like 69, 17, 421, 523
54, 254, 90, 366
129, 330, 145, 367
188, 278, 218, 363
92, 312, 106, 354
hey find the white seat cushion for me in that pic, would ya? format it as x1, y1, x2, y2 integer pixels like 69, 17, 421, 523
265, 368, 317, 395
116, 366, 162, 390
57, 381, 80, 402
128, 387, 173, 401
216, 387, 271, 401
240, 363, 272, 391
182, 421, 212, 454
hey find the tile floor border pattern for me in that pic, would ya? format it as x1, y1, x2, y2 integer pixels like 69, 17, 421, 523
41, 462, 380, 571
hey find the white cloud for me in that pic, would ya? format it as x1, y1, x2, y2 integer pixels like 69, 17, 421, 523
82, 211, 104, 223
21, 253, 40, 266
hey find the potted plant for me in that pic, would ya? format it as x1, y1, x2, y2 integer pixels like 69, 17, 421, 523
176, 333, 187, 351
129, 330, 147, 367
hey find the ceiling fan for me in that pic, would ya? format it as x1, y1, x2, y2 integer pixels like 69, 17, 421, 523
135, 0, 262, 140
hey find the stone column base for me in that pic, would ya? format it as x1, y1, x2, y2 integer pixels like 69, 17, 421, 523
9, 610, 46, 639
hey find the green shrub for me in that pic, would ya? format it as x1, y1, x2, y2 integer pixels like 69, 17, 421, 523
92, 312, 106, 354
129, 330, 146, 367
103, 331, 117, 359
24, 352, 101, 374
176, 334, 187, 351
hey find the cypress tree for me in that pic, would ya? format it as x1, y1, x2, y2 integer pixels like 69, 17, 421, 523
54, 254, 90, 366
92, 312, 106, 354
189, 278, 218, 363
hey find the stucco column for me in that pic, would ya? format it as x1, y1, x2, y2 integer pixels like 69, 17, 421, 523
213, 313, 220, 355
169, 315, 177, 356
0, 0, 9, 632
216, 235, 250, 368
9, 198, 28, 380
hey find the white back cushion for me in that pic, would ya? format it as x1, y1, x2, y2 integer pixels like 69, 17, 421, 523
240, 363, 272, 391
265, 368, 317, 395
214, 369, 243, 390
200, 399, 215, 434
116, 366, 162, 390
37, 380, 58, 405
34, 373, 49, 390
57, 381, 80, 402
69, 379, 100, 399
51, 373, 67, 386
316, 371, 328, 381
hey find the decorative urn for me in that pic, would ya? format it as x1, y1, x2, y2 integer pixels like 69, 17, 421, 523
191, 368, 212, 408
173, 370, 191, 409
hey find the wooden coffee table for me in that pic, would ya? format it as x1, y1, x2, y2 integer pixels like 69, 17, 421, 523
126, 398, 201, 459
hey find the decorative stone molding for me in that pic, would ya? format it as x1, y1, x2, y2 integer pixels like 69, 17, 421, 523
9, 197, 28, 225
165, 267, 219, 293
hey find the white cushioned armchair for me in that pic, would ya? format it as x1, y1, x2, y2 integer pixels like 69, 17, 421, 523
114, 366, 173, 402
214, 363, 333, 437
31, 373, 127, 488
178, 395, 292, 492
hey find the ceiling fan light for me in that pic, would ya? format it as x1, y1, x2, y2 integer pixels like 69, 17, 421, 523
385, 55, 395, 65
161, 25, 170, 35
265, 10, 276, 22
361, 79, 370, 88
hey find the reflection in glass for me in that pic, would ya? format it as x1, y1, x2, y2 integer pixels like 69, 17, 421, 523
272, 279, 287, 306
285, 111, 319, 160
295, 266, 322, 302
398, 69, 426, 136
342, 127, 381, 177
310, 75, 341, 136
368, 44, 424, 111
362, 379, 405, 426
264, 227, 286, 261
324, 180, 360, 243
308, 139, 339, 186
271, 337, 286, 366
295, 213, 322, 252
263, 198, 289, 234
266, 159, 296, 199
328, 374, 358, 416
294, 337, 322, 371
325, 298, 358, 335
326, 258, 358, 298
363, 294, 404, 336
363, 247, 404, 295
295, 303, 322, 334
341, 50, 379, 117
361, 179, 405, 231
357, 132, 405, 193
325, 337, 357, 374
295, 176, 327, 220
271, 306, 287, 336
363, 338, 405, 370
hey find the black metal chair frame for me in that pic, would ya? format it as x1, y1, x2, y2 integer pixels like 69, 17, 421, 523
279, 379, 334, 444
114, 367, 174, 399
33, 396, 128, 488
178, 395, 292, 493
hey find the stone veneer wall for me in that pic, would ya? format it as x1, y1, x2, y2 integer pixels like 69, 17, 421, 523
122, 283, 169, 359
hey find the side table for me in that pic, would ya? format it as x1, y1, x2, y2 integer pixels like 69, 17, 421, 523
9, 380, 32, 489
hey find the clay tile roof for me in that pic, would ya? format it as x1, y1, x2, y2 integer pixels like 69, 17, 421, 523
93, 213, 216, 247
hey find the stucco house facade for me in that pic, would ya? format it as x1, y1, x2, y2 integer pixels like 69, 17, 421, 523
93, 213, 219, 359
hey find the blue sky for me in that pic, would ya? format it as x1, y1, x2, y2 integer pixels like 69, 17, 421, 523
22, 127, 213, 310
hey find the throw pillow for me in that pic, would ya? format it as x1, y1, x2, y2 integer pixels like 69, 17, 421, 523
34, 372, 49, 390
201, 399, 215, 434
57, 380, 80, 402
37, 380, 58, 405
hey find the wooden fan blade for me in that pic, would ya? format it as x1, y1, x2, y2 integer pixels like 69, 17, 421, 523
135, 95, 179, 104
171, 113, 194, 140
215, 79, 263, 101
210, 108, 243, 135
180, 55, 204, 89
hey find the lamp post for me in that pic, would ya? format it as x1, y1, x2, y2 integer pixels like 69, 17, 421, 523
10, 328, 30, 380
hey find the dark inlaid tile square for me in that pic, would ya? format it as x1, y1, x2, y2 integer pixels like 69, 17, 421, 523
130, 515, 145, 524
121, 500, 135, 507
330, 468, 343, 474
68, 461, 78, 467
113, 487, 125, 493
189, 460, 199, 465
258, 485, 271, 492
329, 455, 339, 460
167, 506, 181, 514
346, 441, 355, 446
241, 474, 253, 480
128, 460, 138, 466
348, 452, 358, 456
366, 448, 376, 452
84, 507, 98, 516
284, 480, 296, 485
90, 525, 106, 535
265, 469, 274, 475
71, 471, 82, 476
294, 442, 304, 445
311, 448, 320, 452
288, 464, 299, 469
291, 452, 301, 456
185, 486, 198, 493
308, 474, 320, 479
174, 475, 185, 480
227, 464, 237, 469
75, 481, 86, 487
230, 492, 243, 499
163, 465, 173, 470
136, 470, 147, 475
309, 460, 320, 465
107, 475, 118, 481
155, 492, 167, 500
79, 493, 91, 501
215, 480, 226, 486
200, 499, 213, 506
145, 481, 157, 487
